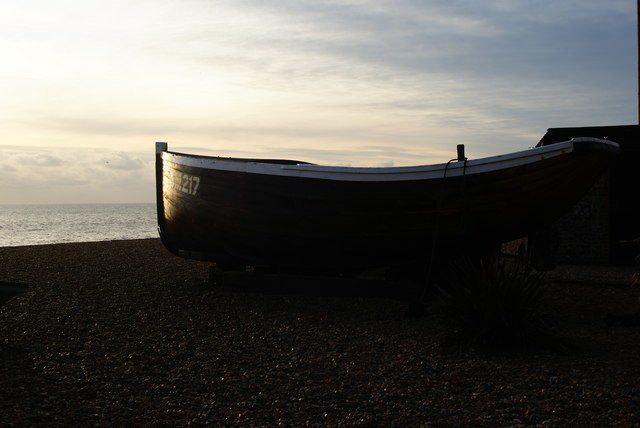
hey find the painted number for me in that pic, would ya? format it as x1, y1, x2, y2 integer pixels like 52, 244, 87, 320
177, 173, 200, 196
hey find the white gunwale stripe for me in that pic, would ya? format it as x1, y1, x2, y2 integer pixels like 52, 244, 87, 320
161, 138, 615, 182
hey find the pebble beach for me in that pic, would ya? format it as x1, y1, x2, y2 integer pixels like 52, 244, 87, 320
1, 239, 639, 425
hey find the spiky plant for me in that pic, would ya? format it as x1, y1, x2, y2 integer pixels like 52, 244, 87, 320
437, 255, 557, 350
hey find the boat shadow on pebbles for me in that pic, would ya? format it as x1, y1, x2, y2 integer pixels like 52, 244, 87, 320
0, 282, 29, 306
206, 268, 419, 301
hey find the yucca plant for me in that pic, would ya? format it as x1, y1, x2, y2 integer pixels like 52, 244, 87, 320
437, 255, 557, 350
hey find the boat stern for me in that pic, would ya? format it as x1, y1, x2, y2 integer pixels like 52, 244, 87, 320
570, 137, 620, 156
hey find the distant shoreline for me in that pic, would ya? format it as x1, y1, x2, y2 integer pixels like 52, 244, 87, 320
0, 202, 155, 206
0, 203, 158, 248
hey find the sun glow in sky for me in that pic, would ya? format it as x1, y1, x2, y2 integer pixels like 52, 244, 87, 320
0, 0, 637, 203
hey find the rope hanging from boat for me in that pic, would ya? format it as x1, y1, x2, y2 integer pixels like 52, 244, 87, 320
422, 152, 468, 297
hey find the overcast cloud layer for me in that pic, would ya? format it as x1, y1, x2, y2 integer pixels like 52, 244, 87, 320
0, 0, 636, 203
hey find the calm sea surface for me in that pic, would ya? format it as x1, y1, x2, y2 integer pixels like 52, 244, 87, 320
0, 204, 158, 247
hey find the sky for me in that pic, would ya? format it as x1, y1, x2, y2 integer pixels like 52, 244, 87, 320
0, 0, 637, 204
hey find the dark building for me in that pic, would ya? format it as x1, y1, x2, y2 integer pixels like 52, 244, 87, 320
536, 124, 640, 265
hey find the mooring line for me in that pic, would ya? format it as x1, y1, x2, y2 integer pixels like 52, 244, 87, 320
420, 154, 468, 304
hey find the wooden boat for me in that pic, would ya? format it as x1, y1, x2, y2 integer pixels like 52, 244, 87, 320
155, 138, 619, 271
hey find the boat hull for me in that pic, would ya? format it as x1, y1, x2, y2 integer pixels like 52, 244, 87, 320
156, 139, 618, 270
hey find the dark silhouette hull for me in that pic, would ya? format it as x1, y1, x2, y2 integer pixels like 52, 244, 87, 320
155, 138, 618, 270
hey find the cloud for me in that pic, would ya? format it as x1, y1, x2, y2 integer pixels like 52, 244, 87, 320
0, 0, 635, 204
0, 146, 155, 204
16, 153, 66, 167
151, 0, 635, 148
101, 152, 144, 170
376, 160, 395, 167
175, 0, 633, 89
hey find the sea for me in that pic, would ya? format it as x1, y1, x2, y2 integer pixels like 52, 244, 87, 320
0, 204, 158, 247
